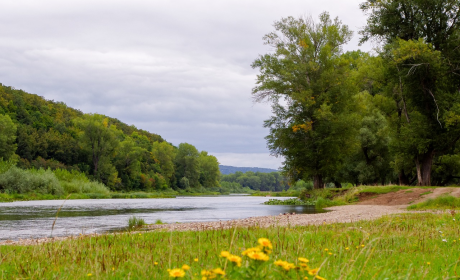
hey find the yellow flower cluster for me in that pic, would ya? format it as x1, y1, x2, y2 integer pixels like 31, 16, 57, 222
273, 256, 325, 279
274, 260, 296, 271
164, 237, 327, 279
220, 251, 242, 267
201, 268, 225, 279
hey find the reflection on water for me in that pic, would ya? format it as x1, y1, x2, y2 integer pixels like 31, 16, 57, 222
0, 196, 324, 241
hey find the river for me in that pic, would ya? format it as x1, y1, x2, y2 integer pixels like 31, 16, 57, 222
0, 195, 321, 241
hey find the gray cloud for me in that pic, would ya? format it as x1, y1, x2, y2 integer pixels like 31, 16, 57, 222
0, 0, 371, 169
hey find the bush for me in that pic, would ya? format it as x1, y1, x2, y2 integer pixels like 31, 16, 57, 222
54, 168, 110, 194
0, 158, 15, 175
0, 167, 64, 195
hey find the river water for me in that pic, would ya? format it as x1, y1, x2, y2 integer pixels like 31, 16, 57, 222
0, 195, 321, 241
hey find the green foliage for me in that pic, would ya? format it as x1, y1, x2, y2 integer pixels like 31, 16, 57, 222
221, 171, 288, 192
0, 158, 15, 174
0, 84, 221, 195
0, 166, 64, 195
0, 114, 17, 160
290, 180, 313, 191
2, 213, 460, 279
263, 198, 315, 205
128, 216, 146, 229
408, 195, 460, 210
252, 13, 358, 189
174, 143, 201, 189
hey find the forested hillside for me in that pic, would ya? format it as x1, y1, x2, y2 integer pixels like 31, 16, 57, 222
0, 84, 220, 192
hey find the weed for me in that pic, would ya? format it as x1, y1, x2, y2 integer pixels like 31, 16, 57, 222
128, 216, 146, 229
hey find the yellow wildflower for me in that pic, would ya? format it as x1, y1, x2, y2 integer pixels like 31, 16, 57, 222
315, 275, 327, 280
298, 257, 309, 263
194, 258, 199, 262
169, 268, 185, 278
361, 244, 365, 247
247, 250, 269, 261
427, 262, 431, 265
220, 251, 230, 258
212, 268, 225, 276
227, 254, 242, 267
328, 252, 332, 255
308, 268, 319, 275
345, 247, 349, 250
242, 247, 261, 256
154, 262, 158, 265
274, 260, 296, 271
258, 238, 273, 249
182, 264, 190, 271
87, 273, 92, 277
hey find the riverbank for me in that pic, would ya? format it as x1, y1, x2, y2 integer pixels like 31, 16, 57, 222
0, 204, 409, 246
1, 208, 458, 279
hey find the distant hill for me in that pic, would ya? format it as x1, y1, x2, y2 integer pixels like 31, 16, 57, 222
219, 165, 279, 175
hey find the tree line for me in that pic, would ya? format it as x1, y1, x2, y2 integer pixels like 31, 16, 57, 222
253, 0, 460, 188
0, 85, 220, 192
220, 171, 289, 192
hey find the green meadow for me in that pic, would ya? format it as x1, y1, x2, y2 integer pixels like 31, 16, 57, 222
1, 212, 459, 279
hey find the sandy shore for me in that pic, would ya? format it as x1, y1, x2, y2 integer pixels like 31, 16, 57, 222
0, 204, 410, 246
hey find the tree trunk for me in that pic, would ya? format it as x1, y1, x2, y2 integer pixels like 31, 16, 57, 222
415, 150, 435, 186
313, 175, 324, 189
333, 181, 342, 188
398, 169, 410, 185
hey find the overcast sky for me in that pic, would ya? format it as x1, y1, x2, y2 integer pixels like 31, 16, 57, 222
0, 0, 371, 169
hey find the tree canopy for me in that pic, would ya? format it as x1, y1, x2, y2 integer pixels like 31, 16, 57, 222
253, 2, 460, 187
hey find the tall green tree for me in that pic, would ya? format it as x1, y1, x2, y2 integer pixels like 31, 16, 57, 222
151, 141, 176, 185
252, 13, 357, 189
0, 114, 17, 160
360, 0, 460, 185
198, 151, 220, 188
174, 143, 200, 189
75, 114, 120, 183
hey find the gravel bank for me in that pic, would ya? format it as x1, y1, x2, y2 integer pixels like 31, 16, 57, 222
145, 205, 408, 232
0, 205, 412, 246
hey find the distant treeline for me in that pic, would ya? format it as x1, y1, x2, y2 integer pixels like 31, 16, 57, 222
0, 84, 220, 193
219, 165, 278, 175
221, 171, 289, 192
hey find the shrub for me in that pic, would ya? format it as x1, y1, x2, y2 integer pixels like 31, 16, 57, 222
0, 167, 64, 195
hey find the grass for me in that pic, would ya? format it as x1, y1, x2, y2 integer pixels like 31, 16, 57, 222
1, 212, 460, 279
298, 185, 438, 209
263, 198, 315, 206
128, 216, 146, 230
408, 195, 460, 210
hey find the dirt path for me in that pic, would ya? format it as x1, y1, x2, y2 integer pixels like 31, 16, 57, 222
357, 187, 460, 206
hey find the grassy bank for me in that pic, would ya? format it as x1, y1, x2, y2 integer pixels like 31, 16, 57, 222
0, 190, 236, 202
1, 212, 459, 279
408, 194, 460, 210
265, 185, 437, 208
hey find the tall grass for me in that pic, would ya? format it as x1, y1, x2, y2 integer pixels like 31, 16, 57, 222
1, 212, 459, 279
408, 194, 460, 210
128, 216, 146, 229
